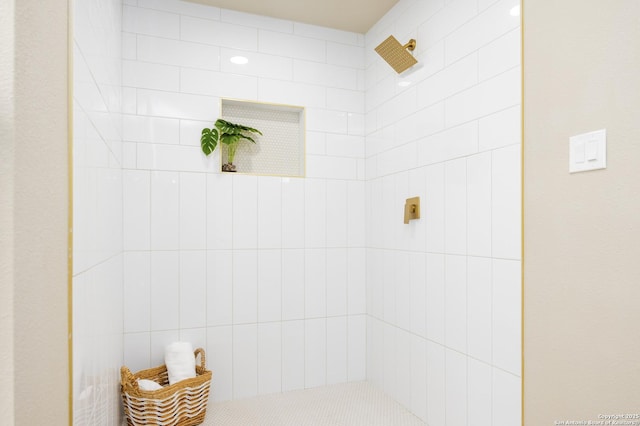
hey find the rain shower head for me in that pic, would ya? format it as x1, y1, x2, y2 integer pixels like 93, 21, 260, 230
375, 35, 418, 74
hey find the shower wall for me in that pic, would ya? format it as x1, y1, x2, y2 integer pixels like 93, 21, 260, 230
364, 0, 522, 425
72, 0, 124, 424
120, 0, 367, 402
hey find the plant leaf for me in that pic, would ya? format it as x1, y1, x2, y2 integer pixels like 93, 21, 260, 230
200, 128, 218, 155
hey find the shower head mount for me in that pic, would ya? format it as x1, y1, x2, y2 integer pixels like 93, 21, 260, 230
375, 35, 418, 74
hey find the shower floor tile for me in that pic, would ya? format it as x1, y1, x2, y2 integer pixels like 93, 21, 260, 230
202, 381, 425, 426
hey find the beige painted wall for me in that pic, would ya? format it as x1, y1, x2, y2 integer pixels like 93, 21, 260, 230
1, 0, 70, 423
523, 1, 640, 424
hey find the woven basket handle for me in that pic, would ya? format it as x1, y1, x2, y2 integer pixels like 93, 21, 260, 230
120, 366, 139, 391
194, 347, 206, 369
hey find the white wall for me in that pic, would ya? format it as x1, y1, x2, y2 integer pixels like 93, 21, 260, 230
364, 0, 521, 424
120, 0, 367, 402
72, 0, 124, 424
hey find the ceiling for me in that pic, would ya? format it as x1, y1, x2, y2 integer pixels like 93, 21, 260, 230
187, 0, 400, 34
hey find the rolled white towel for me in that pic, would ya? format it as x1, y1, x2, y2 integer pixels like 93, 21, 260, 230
164, 341, 196, 385
138, 379, 163, 391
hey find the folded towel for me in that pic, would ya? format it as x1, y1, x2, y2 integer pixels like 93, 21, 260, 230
164, 341, 196, 385
138, 379, 163, 391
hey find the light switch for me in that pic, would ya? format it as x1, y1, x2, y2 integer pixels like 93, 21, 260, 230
569, 129, 606, 173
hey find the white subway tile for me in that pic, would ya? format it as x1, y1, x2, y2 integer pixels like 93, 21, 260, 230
326, 249, 348, 317
368, 318, 384, 387
425, 163, 445, 253
294, 22, 361, 45
259, 30, 326, 62
282, 320, 305, 391
207, 174, 233, 249
179, 328, 207, 353
220, 48, 293, 80
180, 68, 258, 101
416, 53, 478, 109
137, 143, 212, 173
180, 172, 206, 249
395, 252, 411, 331
122, 87, 137, 114
327, 42, 365, 69
257, 177, 282, 248
258, 250, 282, 323
395, 329, 412, 409
207, 326, 232, 401
347, 181, 366, 247
207, 250, 232, 326
294, 60, 358, 90
180, 119, 212, 147
181, 16, 258, 51
383, 324, 397, 398
124, 333, 151, 373
347, 315, 366, 381
326, 316, 347, 385
410, 336, 428, 422
426, 253, 445, 343
326, 180, 347, 247
258, 323, 282, 395
445, 255, 467, 352
306, 108, 349, 134
151, 171, 179, 250
396, 103, 445, 146
305, 249, 326, 318
478, 104, 520, 152
123, 60, 179, 91
417, 119, 478, 167
258, 79, 325, 108
479, 27, 520, 81
325, 134, 365, 158
492, 259, 521, 375
467, 151, 492, 256
124, 252, 150, 333
179, 251, 206, 329
445, 66, 520, 127
122, 32, 137, 60
347, 248, 366, 315
232, 175, 258, 249
281, 178, 305, 248
468, 359, 492, 426
137, 89, 219, 121
306, 156, 358, 180
305, 318, 327, 388
137, 35, 220, 71
304, 179, 326, 248
410, 253, 427, 337
123, 142, 137, 169
137, 0, 220, 19
221, 9, 293, 33
123, 115, 180, 144
123, 6, 180, 39
444, 158, 467, 255
232, 324, 258, 399
123, 170, 150, 250
445, 349, 468, 426
493, 369, 521, 425
233, 250, 258, 324
426, 341, 446, 426
492, 144, 521, 259
326, 88, 364, 114
417, 0, 478, 50
445, 0, 520, 65
467, 257, 493, 363
150, 251, 179, 330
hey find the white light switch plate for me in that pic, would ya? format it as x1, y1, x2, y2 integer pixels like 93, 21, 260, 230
569, 129, 606, 173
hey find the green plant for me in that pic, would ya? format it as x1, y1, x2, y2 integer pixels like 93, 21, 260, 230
201, 119, 262, 170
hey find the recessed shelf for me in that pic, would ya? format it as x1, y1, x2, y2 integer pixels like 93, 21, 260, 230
220, 98, 306, 177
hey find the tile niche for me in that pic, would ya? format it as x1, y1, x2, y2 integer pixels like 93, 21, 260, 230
219, 99, 305, 177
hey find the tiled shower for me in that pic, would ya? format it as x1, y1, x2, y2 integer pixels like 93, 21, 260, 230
72, 0, 521, 424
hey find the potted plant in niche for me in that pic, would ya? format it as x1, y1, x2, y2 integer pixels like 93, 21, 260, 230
200, 119, 262, 172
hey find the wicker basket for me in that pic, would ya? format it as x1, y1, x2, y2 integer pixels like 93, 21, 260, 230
121, 348, 212, 426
